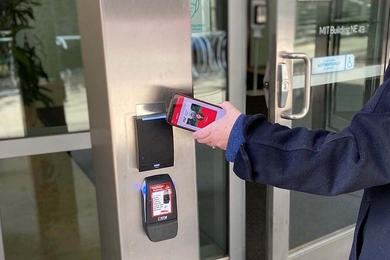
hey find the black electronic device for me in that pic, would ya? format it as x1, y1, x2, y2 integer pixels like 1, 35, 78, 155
141, 174, 178, 242
135, 115, 174, 172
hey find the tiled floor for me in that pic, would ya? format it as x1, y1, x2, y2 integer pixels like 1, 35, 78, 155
0, 153, 101, 260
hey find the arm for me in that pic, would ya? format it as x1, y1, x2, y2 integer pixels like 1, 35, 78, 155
194, 77, 390, 196
237, 78, 390, 196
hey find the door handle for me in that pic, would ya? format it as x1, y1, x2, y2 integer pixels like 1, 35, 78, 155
280, 52, 311, 120
278, 62, 289, 108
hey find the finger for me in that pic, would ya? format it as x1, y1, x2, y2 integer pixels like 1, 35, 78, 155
198, 137, 222, 149
192, 129, 202, 139
196, 137, 212, 144
197, 132, 217, 145
193, 127, 210, 139
195, 131, 215, 144
218, 101, 232, 111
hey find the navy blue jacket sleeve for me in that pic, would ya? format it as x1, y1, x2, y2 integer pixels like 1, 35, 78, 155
233, 75, 390, 196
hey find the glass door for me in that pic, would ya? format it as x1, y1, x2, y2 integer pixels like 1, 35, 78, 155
191, 0, 229, 257
191, 0, 246, 259
0, 1, 100, 259
266, 0, 390, 259
1, 0, 247, 259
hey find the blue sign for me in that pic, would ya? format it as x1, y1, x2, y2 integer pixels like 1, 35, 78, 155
312, 54, 355, 75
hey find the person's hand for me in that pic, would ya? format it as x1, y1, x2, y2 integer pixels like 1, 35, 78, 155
193, 101, 242, 150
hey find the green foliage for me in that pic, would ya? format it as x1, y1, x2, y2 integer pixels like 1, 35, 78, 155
1, 0, 53, 107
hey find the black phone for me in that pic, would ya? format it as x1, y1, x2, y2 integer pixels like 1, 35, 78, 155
166, 93, 226, 132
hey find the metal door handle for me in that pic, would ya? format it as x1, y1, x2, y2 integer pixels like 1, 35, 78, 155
278, 62, 289, 108
280, 52, 311, 120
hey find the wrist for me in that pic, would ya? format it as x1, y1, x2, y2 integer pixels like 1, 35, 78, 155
225, 114, 245, 162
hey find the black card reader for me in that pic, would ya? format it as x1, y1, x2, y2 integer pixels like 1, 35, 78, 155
141, 174, 178, 242
135, 115, 174, 172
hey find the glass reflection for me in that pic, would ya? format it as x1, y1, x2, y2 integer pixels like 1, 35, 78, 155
191, 0, 228, 259
0, 0, 88, 140
0, 150, 100, 259
290, 0, 387, 250
0, 29, 24, 138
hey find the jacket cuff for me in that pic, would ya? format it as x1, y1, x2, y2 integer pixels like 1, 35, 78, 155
233, 143, 254, 182
225, 114, 245, 162
232, 114, 268, 182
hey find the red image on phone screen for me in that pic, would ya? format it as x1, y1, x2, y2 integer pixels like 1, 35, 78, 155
169, 95, 225, 131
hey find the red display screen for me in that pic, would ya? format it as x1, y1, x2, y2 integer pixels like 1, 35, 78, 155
170, 95, 225, 131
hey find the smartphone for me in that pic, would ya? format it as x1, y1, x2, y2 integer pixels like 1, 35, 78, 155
166, 93, 226, 131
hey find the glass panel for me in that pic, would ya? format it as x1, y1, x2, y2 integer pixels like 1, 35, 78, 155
290, 0, 387, 250
0, 150, 100, 259
0, 0, 88, 140
191, 0, 228, 259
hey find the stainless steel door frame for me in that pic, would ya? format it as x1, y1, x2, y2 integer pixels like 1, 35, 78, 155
0, 0, 247, 258
289, 225, 354, 260
0, 132, 91, 159
266, 1, 295, 259
77, 0, 199, 259
228, 0, 247, 259
266, 1, 357, 259
0, 216, 5, 260
384, 6, 390, 79
267, 1, 390, 260
266, 1, 353, 258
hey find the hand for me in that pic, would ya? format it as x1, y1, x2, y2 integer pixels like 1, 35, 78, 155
193, 101, 242, 150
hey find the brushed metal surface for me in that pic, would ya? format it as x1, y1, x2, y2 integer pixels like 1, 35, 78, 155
0, 132, 91, 159
77, 0, 199, 259
289, 226, 354, 260
227, 0, 247, 260
266, 1, 295, 260
280, 52, 311, 120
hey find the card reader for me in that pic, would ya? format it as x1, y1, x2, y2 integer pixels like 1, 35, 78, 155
141, 174, 178, 242
135, 115, 174, 172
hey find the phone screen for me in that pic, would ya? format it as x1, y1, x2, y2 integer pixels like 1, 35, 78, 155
168, 95, 225, 131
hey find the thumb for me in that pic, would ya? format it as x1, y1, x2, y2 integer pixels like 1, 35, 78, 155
218, 101, 233, 111
192, 128, 206, 139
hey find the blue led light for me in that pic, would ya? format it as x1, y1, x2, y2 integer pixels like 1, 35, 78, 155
142, 186, 147, 195
141, 114, 166, 121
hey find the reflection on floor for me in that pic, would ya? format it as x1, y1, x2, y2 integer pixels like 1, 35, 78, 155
195, 142, 228, 260
0, 153, 101, 260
